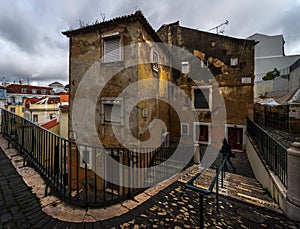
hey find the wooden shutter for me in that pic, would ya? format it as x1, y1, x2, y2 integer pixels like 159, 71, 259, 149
103, 37, 121, 63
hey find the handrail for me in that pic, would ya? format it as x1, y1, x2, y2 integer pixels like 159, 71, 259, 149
185, 154, 227, 194
0, 108, 194, 208
185, 154, 228, 229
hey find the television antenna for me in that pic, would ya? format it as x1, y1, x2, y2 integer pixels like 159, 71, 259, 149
207, 20, 229, 34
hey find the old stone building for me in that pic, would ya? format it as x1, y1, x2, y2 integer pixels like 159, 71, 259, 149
63, 11, 173, 191
62, 11, 256, 194
157, 22, 256, 150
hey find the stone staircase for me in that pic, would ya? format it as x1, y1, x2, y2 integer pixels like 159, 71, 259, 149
178, 166, 281, 213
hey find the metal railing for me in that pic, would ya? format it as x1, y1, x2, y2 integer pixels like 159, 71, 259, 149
1, 109, 193, 208
185, 154, 228, 229
247, 118, 287, 188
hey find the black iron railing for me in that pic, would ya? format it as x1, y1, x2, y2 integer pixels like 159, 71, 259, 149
247, 118, 287, 188
1, 109, 193, 208
185, 154, 228, 229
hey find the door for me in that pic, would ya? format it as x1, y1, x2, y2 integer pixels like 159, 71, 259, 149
228, 127, 243, 150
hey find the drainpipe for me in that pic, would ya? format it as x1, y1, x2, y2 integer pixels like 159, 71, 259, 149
286, 142, 300, 221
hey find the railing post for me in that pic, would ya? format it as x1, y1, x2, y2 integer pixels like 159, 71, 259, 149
199, 193, 204, 229
216, 167, 219, 212
286, 142, 300, 221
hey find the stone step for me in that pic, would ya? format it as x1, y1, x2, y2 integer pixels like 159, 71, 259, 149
178, 166, 281, 212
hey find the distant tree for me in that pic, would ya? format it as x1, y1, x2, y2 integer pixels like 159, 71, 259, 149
262, 68, 280, 81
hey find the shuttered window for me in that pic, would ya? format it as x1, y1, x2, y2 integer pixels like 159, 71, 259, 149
104, 103, 121, 123
103, 37, 121, 63
102, 99, 123, 125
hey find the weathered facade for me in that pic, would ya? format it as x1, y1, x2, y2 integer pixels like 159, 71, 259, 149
157, 22, 256, 150
63, 11, 172, 190
63, 11, 171, 148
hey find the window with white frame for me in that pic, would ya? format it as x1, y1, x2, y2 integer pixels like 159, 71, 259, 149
79, 146, 92, 169
101, 98, 124, 125
181, 123, 189, 135
193, 122, 211, 144
181, 61, 190, 74
41, 89, 47, 94
103, 35, 122, 63
33, 114, 38, 123
192, 86, 212, 110
230, 57, 239, 67
21, 88, 27, 93
32, 89, 37, 94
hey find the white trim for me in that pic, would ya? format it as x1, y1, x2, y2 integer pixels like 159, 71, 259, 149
181, 123, 189, 135
191, 86, 212, 111
193, 122, 211, 144
101, 32, 120, 38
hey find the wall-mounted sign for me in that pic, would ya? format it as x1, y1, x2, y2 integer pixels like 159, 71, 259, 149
242, 77, 251, 84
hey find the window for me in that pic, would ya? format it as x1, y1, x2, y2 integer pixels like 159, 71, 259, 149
33, 114, 38, 123
103, 36, 122, 63
152, 51, 159, 71
230, 57, 239, 67
101, 98, 124, 125
49, 114, 55, 119
22, 107, 25, 113
181, 123, 189, 135
193, 122, 211, 144
192, 86, 212, 110
10, 107, 16, 113
41, 89, 47, 94
79, 146, 92, 169
11, 97, 16, 104
32, 89, 37, 94
181, 61, 190, 74
21, 88, 27, 93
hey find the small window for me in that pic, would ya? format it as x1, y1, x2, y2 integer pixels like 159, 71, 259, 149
101, 98, 124, 125
182, 61, 190, 74
41, 89, 47, 94
49, 114, 55, 119
10, 107, 16, 113
103, 36, 121, 63
194, 122, 211, 144
32, 89, 37, 94
230, 57, 239, 67
33, 114, 38, 123
192, 86, 212, 110
181, 123, 189, 135
21, 88, 27, 93
152, 51, 159, 71
22, 107, 25, 113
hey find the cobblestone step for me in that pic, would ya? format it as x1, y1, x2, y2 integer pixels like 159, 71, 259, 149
178, 166, 281, 213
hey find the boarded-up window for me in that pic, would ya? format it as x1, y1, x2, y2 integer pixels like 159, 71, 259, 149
103, 37, 121, 63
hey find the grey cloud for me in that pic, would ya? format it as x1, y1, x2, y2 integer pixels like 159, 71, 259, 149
0, 0, 299, 85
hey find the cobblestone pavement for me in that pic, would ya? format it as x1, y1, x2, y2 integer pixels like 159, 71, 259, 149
1, 148, 300, 228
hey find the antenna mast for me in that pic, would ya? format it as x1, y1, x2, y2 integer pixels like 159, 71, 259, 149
208, 20, 229, 34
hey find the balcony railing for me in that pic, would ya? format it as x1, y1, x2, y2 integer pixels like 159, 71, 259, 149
247, 118, 287, 188
0, 109, 193, 208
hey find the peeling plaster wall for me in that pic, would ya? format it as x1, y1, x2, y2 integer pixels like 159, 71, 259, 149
157, 23, 255, 144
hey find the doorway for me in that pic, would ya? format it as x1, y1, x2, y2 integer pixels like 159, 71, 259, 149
227, 126, 245, 151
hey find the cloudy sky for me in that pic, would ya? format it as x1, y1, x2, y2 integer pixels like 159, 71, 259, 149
0, 0, 300, 86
